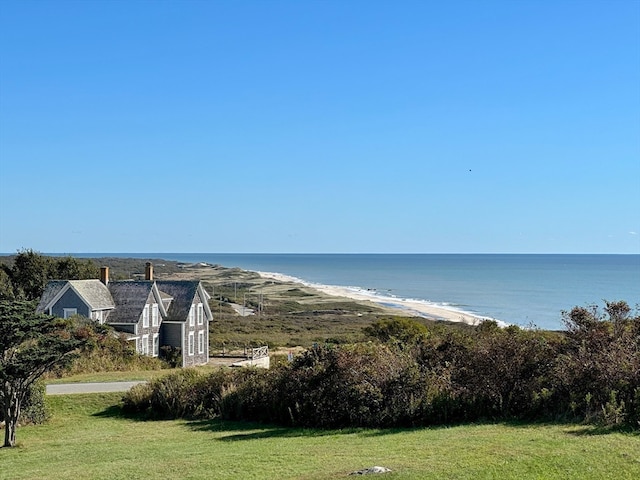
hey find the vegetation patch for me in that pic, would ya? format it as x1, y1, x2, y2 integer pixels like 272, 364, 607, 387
2, 393, 639, 479
126, 302, 640, 430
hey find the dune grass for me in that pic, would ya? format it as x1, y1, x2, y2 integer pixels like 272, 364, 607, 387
1, 393, 639, 479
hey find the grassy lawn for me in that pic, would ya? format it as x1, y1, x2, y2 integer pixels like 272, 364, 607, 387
1, 394, 638, 479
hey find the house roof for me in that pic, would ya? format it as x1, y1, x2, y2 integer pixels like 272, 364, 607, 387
107, 281, 155, 324
69, 280, 115, 310
36, 280, 67, 313
36, 279, 115, 313
155, 280, 200, 320
37, 278, 210, 324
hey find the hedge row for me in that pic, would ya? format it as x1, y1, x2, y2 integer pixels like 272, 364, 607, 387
123, 301, 640, 429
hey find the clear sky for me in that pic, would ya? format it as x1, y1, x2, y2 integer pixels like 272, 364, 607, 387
0, 0, 638, 254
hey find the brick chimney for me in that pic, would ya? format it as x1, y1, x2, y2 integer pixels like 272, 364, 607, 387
145, 262, 153, 281
100, 266, 109, 285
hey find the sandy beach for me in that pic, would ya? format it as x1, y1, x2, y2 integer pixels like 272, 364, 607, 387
256, 271, 499, 326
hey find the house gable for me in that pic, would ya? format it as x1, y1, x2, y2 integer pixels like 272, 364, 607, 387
155, 280, 211, 367
50, 285, 92, 318
36, 281, 68, 314
37, 279, 113, 318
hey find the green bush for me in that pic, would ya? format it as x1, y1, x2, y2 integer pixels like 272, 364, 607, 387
548, 302, 640, 426
121, 301, 640, 430
0, 381, 49, 426
122, 368, 243, 420
54, 322, 166, 376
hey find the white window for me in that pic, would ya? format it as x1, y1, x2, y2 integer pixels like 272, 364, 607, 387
153, 334, 159, 357
142, 334, 149, 355
198, 331, 205, 354
143, 305, 149, 328
63, 308, 77, 319
189, 305, 195, 327
197, 303, 204, 325
188, 332, 194, 356
151, 303, 159, 327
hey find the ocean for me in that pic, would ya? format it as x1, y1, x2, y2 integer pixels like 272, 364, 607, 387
71, 253, 640, 331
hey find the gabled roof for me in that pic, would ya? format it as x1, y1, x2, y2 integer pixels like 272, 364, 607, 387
155, 280, 199, 320
155, 280, 211, 321
36, 279, 115, 313
107, 281, 167, 324
36, 281, 68, 313
69, 280, 115, 310
36, 278, 210, 324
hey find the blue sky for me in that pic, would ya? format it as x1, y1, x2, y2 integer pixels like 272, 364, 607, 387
0, 0, 638, 254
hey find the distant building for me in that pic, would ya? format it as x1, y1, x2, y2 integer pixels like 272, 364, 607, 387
36, 263, 211, 367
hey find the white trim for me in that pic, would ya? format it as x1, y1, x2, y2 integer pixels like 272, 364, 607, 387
181, 324, 185, 367
63, 308, 77, 319
142, 334, 149, 355
142, 305, 149, 328
150, 283, 169, 318
189, 305, 195, 327
151, 303, 159, 326
92, 310, 105, 324
188, 332, 194, 356
197, 283, 213, 320
197, 303, 203, 325
198, 331, 204, 354
153, 333, 159, 357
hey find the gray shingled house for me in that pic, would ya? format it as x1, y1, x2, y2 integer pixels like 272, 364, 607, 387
36, 264, 211, 367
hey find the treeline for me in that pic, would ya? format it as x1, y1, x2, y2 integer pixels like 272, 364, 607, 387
0, 249, 99, 300
0, 249, 183, 301
124, 301, 640, 429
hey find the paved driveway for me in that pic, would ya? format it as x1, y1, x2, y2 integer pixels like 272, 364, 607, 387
46, 381, 146, 395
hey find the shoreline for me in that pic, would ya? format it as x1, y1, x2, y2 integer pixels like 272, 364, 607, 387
256, 270, 507, 327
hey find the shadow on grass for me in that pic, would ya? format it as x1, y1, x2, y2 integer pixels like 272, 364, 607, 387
189, 419, 340, 441
183, 417, 488, 441
563, 424, 640, 436
92, 403, 157, 423
91, 403, 639, 440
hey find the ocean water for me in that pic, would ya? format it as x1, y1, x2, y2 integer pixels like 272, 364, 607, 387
73, 253, 640, 331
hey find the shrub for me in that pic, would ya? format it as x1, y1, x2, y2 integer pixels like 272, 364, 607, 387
364, 317, 429, 345
122, 368, 242, 420
551, 301, 640, 426
120, 301, 640, 430
0, 381, 49, 426
54, 322, 166, 376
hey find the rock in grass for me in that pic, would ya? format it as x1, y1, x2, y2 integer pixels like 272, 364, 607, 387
349, 466, 392, 475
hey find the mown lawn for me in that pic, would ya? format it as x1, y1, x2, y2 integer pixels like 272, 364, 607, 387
1, 393, 639, 479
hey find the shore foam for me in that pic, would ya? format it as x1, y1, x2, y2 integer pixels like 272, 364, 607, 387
257, 271, 508, 327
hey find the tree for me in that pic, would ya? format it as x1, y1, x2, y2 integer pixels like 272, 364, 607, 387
8, 249, 53, 301
0, 268, 14, 301
3, 250, 99, 301
0, 300, 89, 447
53, 256, 99, 283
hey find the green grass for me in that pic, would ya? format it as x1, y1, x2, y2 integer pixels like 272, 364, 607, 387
2, 394, 639, 479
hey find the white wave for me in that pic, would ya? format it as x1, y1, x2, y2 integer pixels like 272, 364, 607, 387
256, 270, 509, 327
